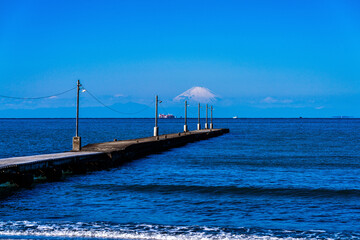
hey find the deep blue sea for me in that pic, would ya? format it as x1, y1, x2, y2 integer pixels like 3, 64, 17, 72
1, 118, 360, 240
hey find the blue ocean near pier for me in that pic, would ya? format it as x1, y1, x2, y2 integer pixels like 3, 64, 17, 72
1, 118, 360, 239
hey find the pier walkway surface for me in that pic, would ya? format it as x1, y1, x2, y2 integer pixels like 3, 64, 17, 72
0, 128, 229, 187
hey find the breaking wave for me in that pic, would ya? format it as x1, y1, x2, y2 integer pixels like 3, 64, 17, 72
0, 221, 358, 240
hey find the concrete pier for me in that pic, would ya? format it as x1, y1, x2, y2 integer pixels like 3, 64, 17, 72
0, 128, 229, 187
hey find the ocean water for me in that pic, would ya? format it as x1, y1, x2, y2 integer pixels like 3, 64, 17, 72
0, 118, 360, 240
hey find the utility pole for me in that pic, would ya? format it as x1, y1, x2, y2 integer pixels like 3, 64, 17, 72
154, 95, 159, 137
184, 100, 188, 132
197, 103, 201, 130
210, 106, 213, 129
205, 104, 208, 129
73, 80, 81, 151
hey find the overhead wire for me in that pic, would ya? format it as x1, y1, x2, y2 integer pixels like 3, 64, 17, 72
158, 103, 170, 115
83, 87, 153, 115
0, 86, 77, 100
0, 82, 160, 116
157, 96, 174, 115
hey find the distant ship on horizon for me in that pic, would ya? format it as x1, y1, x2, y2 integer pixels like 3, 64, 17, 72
332, 116, 353, 119
159, 114, 175, 119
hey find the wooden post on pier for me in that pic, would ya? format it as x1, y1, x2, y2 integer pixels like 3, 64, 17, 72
197, 103, 201, 130
72, 80, 81, 151
184, 101, 188, 132
205, 104, 208, 129
210, 106, 213, 129
154, 95, 159, 137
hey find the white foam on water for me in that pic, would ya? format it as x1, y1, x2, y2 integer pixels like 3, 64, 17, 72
0, 221, 339, 240
0, 230, 315, 240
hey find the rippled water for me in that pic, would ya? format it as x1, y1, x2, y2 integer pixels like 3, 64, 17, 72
0, 118, 360, 239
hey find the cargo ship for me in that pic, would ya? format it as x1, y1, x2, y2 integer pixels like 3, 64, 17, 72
159, 114, 175, 119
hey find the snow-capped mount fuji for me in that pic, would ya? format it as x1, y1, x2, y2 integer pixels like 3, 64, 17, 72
173, 86, 218, 103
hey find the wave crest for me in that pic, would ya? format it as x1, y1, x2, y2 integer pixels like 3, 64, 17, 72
0, 221, 358, 240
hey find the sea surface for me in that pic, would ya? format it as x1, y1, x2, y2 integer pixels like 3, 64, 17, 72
0, 118, 360, 240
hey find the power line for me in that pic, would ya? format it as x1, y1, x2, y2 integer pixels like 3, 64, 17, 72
0, 82, 153, 116
84, 88, 152, 115
0, 86, 77, 100
159, 103, 171, 115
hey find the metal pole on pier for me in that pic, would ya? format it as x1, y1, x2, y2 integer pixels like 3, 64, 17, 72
76, 80, 80, 137
205, 104, 208, 129
154, 95, 159, 137
197, 103, 201, 130
184, 100, 188, 132
72, 80, 81, 151
210, 106, 213, 129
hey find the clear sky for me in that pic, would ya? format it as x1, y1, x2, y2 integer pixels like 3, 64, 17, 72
0, 0, 359, 118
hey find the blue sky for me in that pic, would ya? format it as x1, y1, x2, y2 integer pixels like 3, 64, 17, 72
0, 0, 359, 117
